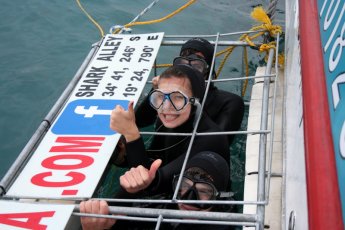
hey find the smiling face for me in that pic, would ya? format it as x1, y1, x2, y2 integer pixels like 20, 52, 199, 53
156, 76, 193, 128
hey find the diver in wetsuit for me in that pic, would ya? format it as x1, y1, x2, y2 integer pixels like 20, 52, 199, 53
80, 151, 235, 230
111, 64, 230, 195
135, 37, 245, 145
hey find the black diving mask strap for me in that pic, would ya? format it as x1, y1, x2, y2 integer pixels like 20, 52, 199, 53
192, 99, 202, 128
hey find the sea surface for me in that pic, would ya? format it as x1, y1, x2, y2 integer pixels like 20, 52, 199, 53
0, 0, 284, 188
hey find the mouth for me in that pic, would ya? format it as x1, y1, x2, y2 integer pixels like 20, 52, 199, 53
178, 204, 200, 211
160, 113, 179, 122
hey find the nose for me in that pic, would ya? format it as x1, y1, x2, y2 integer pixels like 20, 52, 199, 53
161, 97, 174, 110
180, 186, 199, 200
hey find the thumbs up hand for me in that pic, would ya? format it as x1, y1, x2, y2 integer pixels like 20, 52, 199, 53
120, 159, 162, 194
110, 101, 139, 142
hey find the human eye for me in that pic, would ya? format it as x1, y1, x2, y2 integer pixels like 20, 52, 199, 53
178, 181, 191, 194
175, 94, 185, 101
175, 57, 189, 66
199, 188, 212, 195
180, 59, 189, 65
180, 180, 191, 189
197, 189, 212, 200
152, 91, 164, 99
190, 62, 204, 72
150, 92, 165, 108
170, 92, 185, 102
196, 184, 213, 197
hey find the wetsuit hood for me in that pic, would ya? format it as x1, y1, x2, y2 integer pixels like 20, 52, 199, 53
181, 38, 214, 68
180, 38, 217, 79
186, 151, 229, 191
173, 64, 206, 102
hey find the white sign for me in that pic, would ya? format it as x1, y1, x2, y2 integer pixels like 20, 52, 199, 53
0, 200, 74, 230
7, 33, 164, 198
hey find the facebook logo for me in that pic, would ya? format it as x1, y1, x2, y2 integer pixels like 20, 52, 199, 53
52, 99, 129, 135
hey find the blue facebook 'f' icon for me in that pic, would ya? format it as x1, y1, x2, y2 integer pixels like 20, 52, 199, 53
52, 99, 129, 135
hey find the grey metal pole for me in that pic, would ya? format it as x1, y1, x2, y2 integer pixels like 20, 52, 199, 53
74, 205, 258, 223
44, 42, 101, 124
161, 40, 260, 47
265, 32, 281, 201
256, 48, 275, 229
155, 215, 163, 230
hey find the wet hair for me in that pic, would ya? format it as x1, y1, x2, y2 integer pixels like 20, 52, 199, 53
180, 48, 202, 57
184, 167, 213, 184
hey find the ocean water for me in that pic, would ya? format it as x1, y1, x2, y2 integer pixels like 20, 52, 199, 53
0, 0, 284, 186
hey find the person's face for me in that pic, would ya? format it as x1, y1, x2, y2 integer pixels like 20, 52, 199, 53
174, 172, 216, 212
178, 203, 207, 211
177, 178, 213, 211
183, 51, 208, 80
157, 76, 192, 128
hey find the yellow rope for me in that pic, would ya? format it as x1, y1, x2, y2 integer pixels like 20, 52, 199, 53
113, 0, 197, 34
260, 42, 285, 68
252, 24, 282, 37
250, 6, 282, 36
243, 35, 256, 47
259, 41, 276, 52
214, 6, 282, 95
216, 46, 235, 78
278, 53, 285, 66
154, 63, 172, 68
239, 6, 282, 49
216, 47, 232, 56
76, 0, 105, 38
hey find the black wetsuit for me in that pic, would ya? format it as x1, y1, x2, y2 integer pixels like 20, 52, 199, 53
124, 112, 230, 195
135, 85, 244, 145
112, 112, 233, 229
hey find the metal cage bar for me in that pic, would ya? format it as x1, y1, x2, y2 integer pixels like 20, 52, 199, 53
256, 48, 275, 229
